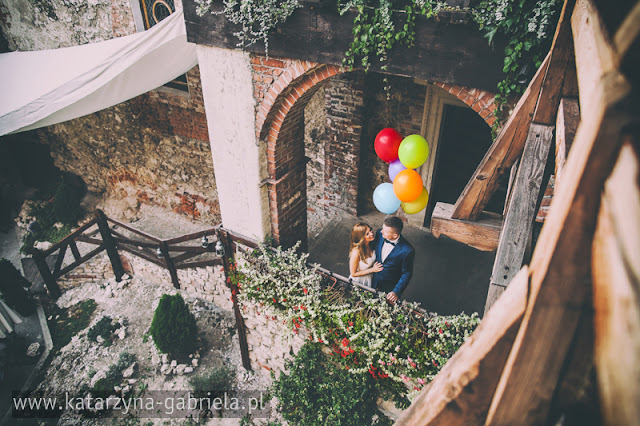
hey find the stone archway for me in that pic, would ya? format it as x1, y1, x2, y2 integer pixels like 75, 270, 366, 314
252, 55, 497, 247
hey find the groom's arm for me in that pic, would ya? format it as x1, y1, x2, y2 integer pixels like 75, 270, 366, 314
392, 248, 415, 297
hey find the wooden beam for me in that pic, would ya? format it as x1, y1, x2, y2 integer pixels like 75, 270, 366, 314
396, 267, 529, 425
555, 98, 580, 185
572, 0, 620, 115
451, 52, 550, 221
533, 0, 576, 125
95, 210, 124, 282
592, 142, 640, 425
485, 124, 554, 314
484, 70, 633, 425
430, 202, 502, 252
614, 1, 640, 86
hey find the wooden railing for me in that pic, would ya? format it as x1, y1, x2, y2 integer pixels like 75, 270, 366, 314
31, 210, 222, 297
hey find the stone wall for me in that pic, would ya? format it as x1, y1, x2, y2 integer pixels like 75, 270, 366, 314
1, 0, 219, 225
304, 88, 327, 239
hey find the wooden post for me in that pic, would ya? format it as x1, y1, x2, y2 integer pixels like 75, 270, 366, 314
32, 249, 61, 299
159, 241, 180, 289
485, 124, 555, 314
94, 210, 124, 282
219, 228, 252, 370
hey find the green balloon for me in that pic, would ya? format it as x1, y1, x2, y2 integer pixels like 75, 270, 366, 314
398, 135, 429, 169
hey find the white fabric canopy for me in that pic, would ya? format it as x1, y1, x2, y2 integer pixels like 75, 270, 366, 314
0, 10, 197, 136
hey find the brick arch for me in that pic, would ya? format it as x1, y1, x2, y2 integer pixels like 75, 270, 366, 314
254, 56, 497, 246
432, 82, 497, 127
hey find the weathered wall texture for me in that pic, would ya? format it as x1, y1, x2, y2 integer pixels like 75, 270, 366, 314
0, 0, 114, 51
1, 0, 219, 225
304, 88, 327, 238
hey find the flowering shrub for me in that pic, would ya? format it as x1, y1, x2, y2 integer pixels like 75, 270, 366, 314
236, 242, 480, 396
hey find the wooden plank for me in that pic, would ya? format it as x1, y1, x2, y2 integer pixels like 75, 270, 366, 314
533, 0, 576, 125
451, 52, 551, 221
39, 217, 98, 257
220, 229, 252, 370
396, 267, 529, 425
160, 241, 180, 289
484, 71, 633, 424
430, 202, 502, 251
175, 258, 224, 269
117, 243, 166, 268
112, 236, 160, 248
485, 124, 554, 314
592, 146, 640, 425
163, 227, 220, 244
165, 245, 216, 253
32, 250, 62, 299
57, 245, 105, 277
572, 0, 620, 115
68, 239, 81, 260
555, 98, 581, 185
52, 243, 68, 276
613, 1, 640, 84
106, 217, 161, 242
95, 210, 124, 281
171, 251, 201, 265
74, 235, 104, 246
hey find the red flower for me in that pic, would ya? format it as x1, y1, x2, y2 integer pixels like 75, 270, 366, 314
348, 321, 353, 326
300, 305, 307, 310
318, 339, 324, 343
303, 288, 308, 294
341, 338, 349, 347
272, 298, 277, 303
439, 329, 443, 334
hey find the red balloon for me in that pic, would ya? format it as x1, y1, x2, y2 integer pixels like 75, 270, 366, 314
374, 128, 403, 163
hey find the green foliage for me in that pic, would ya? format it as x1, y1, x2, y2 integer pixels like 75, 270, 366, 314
473, 0, 562, 129
270, 342, 393, 425
195, 0, 301, 58
20, 180, 82, 254
88, 316, 120, 346
49, 299, 97, 348
93, 351, 136, 393
189, 366, 235, 394
149, 293, 198, 358
52, 181, 84, 225
237, 243, 481, 401
0, 258, 36, 316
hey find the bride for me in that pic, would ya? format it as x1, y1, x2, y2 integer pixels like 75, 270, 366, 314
348, 222, 383, 288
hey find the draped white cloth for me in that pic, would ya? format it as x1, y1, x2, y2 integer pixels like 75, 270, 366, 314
0, 10, 197, 136
0, 298, 22, 339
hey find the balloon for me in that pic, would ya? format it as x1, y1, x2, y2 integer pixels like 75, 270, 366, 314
373, 183, 401, 214
393, 169, 423, 202
388, 158, 408, 182
402, 187, 429, 214
398, 135, 429, 169
374, 128, 403, 163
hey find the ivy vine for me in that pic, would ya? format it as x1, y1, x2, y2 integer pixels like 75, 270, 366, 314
195, 0, 301, 58
196, 0, 561, 129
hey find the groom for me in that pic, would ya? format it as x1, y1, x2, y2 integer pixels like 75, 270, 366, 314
372, 216, 415, 304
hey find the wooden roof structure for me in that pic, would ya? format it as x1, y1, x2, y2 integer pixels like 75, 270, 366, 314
401, 0, 639, 424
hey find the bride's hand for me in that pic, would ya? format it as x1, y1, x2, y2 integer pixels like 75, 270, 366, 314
371, 262, 383, 273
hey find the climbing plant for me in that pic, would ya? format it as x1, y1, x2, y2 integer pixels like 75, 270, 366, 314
195, 0, 301, 58
473, 0, 562, 128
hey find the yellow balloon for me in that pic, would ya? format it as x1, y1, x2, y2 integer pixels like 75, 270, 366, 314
401, 187, 429, 214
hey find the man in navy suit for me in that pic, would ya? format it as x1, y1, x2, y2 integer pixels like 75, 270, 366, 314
372, 216, 415, 304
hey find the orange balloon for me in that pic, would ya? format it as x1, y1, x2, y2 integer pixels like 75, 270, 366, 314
393, 169, 423, 202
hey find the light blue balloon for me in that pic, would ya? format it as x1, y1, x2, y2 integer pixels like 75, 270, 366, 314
373, 183, 401, 214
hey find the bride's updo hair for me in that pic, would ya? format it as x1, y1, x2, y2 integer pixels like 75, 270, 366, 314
350, 222, 372, 262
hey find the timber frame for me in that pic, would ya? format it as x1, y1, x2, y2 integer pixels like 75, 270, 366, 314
403, 0, 640, 424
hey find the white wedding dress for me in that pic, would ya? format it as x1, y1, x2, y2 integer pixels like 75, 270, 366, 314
349, 252, 376, 288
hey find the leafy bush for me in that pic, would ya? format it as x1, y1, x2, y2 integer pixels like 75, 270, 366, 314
149, 293, 198, 357
189, 366, 236, 417
52, 181, 84, 225
49, 299, 97, 348
93, 351, 136, 393
88, 316, 119, 346
0, 258, 36, 316
270, 342, 392, 426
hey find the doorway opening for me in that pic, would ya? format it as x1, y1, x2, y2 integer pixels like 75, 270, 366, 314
424, 104, 507, 228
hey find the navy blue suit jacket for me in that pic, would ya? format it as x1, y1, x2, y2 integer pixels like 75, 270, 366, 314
371, 229, 415, 297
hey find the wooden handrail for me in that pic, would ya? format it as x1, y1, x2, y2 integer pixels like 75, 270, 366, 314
106, 217, 162, 242
40, 217, 98, 257
163, 226, 221, 244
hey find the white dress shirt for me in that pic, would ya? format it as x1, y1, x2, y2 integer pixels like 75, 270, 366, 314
381, 236, 399, 262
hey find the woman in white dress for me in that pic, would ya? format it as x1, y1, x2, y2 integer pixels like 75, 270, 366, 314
348, 223, 383, 287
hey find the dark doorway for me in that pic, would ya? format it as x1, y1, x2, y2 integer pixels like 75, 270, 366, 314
424, 105, 506, 227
